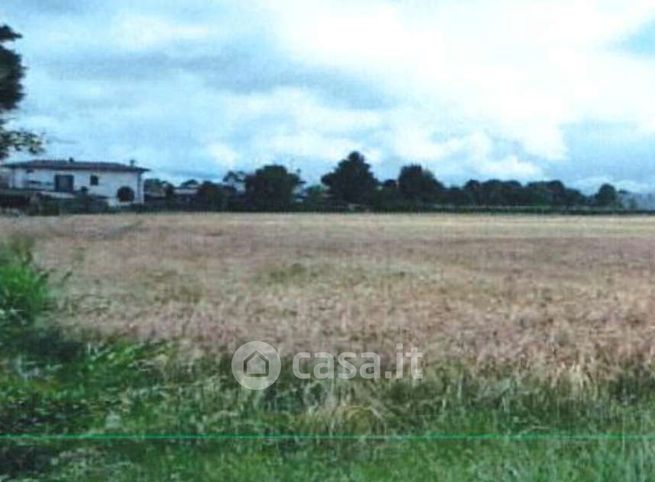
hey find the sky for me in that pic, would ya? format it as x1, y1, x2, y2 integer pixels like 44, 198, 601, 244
2, 0, 655, 191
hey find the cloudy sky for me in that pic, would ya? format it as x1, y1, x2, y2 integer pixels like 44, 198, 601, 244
2, 0, 655, 191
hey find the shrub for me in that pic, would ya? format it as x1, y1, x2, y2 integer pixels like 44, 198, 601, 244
0, 236, 80, 361
0, 236, 48, 328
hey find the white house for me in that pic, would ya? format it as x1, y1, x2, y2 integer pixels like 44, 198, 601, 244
2, 159, 149, 207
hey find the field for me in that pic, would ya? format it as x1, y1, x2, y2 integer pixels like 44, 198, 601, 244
3, 213, 655, 480
5, 213, 655, 377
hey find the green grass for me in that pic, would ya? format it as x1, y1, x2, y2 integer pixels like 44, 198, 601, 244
0, 236, 49, 326
4, 238, 655, 480
9, 433, 655, 480
5, 347, 655, 481
42, 438, 655, 481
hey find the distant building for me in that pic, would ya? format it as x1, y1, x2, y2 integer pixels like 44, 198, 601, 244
174, 180, 200, 203
2, 159, 149, 206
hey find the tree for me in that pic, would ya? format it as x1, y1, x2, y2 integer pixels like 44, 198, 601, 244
195, 181, 226, 211
321, 151, 378, 205
444, 186, 473, 206
0, 25, 22, 112
479, 180, 507, 206
301, 184, 328, 211
144, 178, 171, 197
524, 182, 553, 206
143, 178, 162, 192
180, 179, 200, 189
562, 187, 587, 207
545, 180, 567, 206
595, 183, 618, 207
397, 164, 445, 204
223, 170, 247, 192
372, 179, 403, 211
0, 25, 41, 160
522, 181, 589, 208
463, 180, 483, 205
244, 165, 303, 211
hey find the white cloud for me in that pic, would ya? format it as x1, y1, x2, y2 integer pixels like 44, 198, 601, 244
477, 155, 542, 180
255, 132, 362, 163
207, 142, 239, 169
219, 88, 382, 134
266, 0, 655, 161
209, 88, 383, 166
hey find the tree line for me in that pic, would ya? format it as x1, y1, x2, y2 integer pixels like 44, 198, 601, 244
145, 151, 622, 212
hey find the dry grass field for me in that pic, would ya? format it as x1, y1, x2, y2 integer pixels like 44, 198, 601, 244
2, 213, 655, 384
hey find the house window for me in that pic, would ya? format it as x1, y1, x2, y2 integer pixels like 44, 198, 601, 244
90, 175, 99, 186
54, 174, 74, 193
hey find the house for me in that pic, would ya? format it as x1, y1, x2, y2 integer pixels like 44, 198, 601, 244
2, 159, 149, 207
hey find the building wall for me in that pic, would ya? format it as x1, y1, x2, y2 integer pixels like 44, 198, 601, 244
9, 168, 144, 206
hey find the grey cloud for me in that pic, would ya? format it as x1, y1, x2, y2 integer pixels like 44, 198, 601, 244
36, 43, 391, 111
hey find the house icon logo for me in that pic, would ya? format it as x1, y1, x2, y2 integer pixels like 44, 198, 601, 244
231, 341, 281, 390
243, 350, 270, 377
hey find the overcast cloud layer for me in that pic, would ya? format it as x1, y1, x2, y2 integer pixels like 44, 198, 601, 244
2, 0, 655, 190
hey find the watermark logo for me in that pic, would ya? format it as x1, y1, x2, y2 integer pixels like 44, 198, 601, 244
231, 341, 281, 390
232, 341, 423, 390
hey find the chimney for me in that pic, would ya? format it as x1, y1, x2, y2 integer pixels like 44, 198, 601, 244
68, 157, 75, 163
129, 159, 136, 167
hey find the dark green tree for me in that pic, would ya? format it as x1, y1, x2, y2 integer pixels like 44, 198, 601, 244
444, 186, 473, 206
245, 165, 303, 211
397, 164, 445, 204
0, 25, 41, 160
371, 179, 403, 211
562, 187, 588, 207
463, 180, 483, 205
223, 170, 247, 192
594, 183, 618, 207
523, 181, 589, 207
301, 184, 328, 211
321, 151, 378, 205
545, 180, 567, 206
143, 178, 163, 192
143, 178, 177, 206
524, 182, 553, 206
0, 25, 22, 111
479, 180, 507, 206
195, 181, 226, 211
